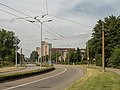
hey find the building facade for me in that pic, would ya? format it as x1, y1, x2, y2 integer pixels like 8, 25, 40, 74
36, 41, 52, 63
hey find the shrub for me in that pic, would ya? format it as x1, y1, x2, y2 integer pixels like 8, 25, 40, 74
109, 47, 120, 68
0, 66, 55, 82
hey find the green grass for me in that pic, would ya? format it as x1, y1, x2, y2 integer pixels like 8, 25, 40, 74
0, 66, 55, 82
66, 67, 120, 90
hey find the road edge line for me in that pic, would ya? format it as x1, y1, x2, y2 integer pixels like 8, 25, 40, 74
4, 67, 67, 90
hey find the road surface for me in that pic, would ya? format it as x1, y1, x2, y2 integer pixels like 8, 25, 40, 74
0, 65, 85, 90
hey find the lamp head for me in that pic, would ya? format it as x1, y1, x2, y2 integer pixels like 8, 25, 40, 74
48, 20, 52, 22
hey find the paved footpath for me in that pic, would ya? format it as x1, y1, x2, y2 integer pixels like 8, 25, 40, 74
88, 65, 120, 75
0, 64, 41, 75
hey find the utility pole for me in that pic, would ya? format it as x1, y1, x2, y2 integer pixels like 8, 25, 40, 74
40, 23, 43, 69
67, 45, 71, 65
49, 46, 52, 64
15, 37, 18, 68
102, 22, 105, 72
87, 42, 89, 66
49, 44, 52, 65
20, 47, 22, 66
68, 48, 70, 65
45, 42, 47, 64
56, 50, 57, 64
29, 17, 52, 69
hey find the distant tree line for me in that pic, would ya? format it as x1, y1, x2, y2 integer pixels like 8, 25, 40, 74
66, 47, 82, 64
87, 15, 120, 68
0, 29, 20, 67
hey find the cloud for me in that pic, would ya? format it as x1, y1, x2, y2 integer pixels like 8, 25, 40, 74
56, 0, 120, 18
74, 32, 85, 35
0, 0, 120, 57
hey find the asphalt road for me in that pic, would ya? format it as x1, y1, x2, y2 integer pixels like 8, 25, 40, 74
0, 65, 85, 90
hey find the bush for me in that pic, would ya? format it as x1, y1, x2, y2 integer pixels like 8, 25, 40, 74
0, 66, 55, 82
109, 47, 120, 68
95, 54, 102, 66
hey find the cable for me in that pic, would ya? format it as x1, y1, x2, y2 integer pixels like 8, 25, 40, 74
49, 14, 92, 28
46, 0, 48, 15
0, 8, 62, 39
0, 2, 92, 28
0, 8, 19, 17
43, 24, 65, 39
0, 3, 29, 16
32, 23, 63, 39
0, 2, 84, 47
0, 2, 66, 40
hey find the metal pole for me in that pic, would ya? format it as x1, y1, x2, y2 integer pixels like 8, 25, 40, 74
45, 42, 47, 63
40, 22, 43, 69
87, 42, 89, 66
50, 46, 51, 65
56, 50, 57, 64
68, 49, 69, 65
102, 22, 105, 72
15, 39, 17, 68
20, 47, 22, 66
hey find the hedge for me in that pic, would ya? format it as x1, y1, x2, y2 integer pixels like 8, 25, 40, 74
0, 66, 55, 82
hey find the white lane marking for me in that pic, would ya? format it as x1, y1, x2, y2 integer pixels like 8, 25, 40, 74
4, 67, 67, 90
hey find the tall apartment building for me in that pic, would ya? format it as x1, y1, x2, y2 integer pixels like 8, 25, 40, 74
36, 41, 52, 63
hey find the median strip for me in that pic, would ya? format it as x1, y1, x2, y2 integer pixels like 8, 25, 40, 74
0, 66, 55, 83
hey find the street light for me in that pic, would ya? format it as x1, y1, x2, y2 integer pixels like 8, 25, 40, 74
45, 38, 57, 65
15, 36, 18, 68
67, 45, 71, 65
27, 17, 52, 69
34, 18, 52, 69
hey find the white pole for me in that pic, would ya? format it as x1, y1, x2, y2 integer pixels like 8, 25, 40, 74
15, 37, 18, 68
40, 22, 43, 69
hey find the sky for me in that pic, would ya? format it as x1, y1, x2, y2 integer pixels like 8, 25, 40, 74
0, 0, 120, 57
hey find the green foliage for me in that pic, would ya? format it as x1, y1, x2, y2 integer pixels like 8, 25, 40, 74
51, 51, 61, 62
69, 51, 76, 63
0, 29, 20, 66
95, 54, 102, 66
108, 46, 120, 68
30, 51, 38, 63
88, 15, 120, 67
0, 66, 54, 82
76, 47, 82, 62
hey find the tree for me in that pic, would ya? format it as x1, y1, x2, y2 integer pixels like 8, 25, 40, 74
0, 29, 20, 66
88, 15, 120, 67
76, 47, 81, 62
30, 51, 38, 63
51, 51, 61, 63
108, 46, 120, 68
69, 51, 76, 63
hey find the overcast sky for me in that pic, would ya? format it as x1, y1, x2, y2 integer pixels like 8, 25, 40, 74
0, 0, 120, 57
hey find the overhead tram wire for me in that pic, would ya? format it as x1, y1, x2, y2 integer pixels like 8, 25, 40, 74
0, 2, 92, 28
0, 8, 19, 17
45, 0, 48, 15
0, 9, 62, 40
0, 2, 77, 47
0, 2, 66, 40
43, 24, 65, 38
48, 14, 92, 28
0, 3, 29, 16
31, 23, 63, 39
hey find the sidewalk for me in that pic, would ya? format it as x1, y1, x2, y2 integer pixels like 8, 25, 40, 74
87, 65, 120, 75
0, 64, 41, 75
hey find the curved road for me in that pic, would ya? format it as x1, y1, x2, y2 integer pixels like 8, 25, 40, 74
0, 65, 85, 90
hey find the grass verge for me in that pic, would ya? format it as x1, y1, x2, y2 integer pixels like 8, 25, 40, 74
0, 67, 26, 73
66, 66, 120, 90
0, 66, 55, 83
